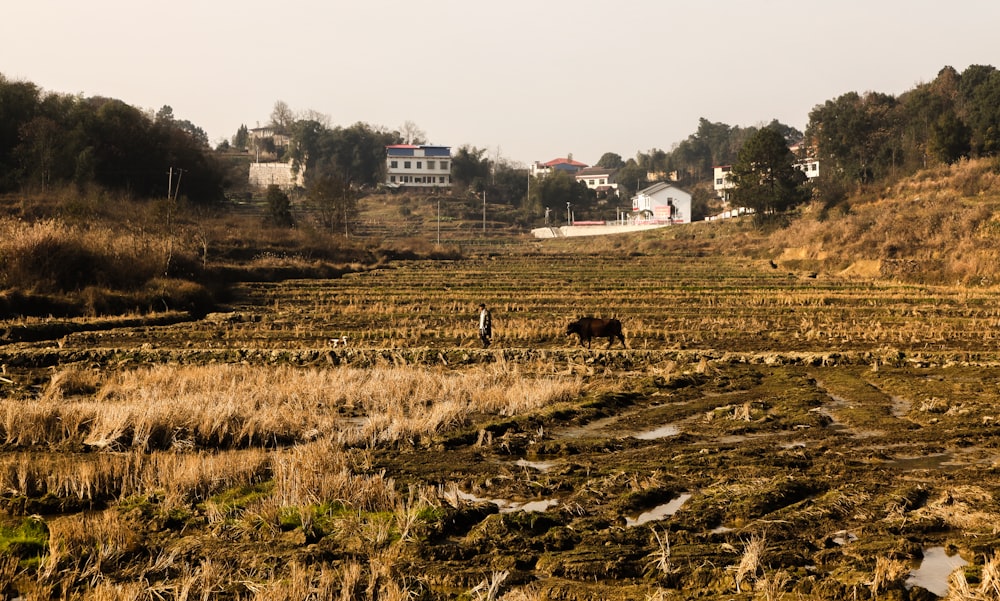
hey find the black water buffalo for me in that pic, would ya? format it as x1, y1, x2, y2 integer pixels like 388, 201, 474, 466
566, 317, 626, 349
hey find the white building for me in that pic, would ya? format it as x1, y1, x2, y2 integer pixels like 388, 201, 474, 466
794, 159, 820, 179
789, 141, 820, 180
385, 145, 452, 192
632, 182, 692, 224
574, 166, 618, 194
713, 165, 734, 199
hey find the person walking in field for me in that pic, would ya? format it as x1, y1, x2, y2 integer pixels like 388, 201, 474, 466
478, 303, 493, 348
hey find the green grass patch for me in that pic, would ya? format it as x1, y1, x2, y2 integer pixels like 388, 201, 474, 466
0, 516, 48, 567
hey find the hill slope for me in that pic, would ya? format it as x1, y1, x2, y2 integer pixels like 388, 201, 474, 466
539, 157, 1000, 287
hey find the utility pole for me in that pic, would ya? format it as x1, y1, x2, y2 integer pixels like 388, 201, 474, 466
173, 169, 183, 201
482, 190, 486, 234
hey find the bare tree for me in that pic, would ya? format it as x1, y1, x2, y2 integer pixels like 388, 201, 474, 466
400, 120, 427, 145
300, 109, 332, 129
270, 100, 294, 131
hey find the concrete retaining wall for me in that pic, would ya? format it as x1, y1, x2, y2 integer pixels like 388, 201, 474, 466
531, 224, 671, 238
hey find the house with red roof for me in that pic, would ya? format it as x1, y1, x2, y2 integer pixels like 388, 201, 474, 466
529, 156, 588, 179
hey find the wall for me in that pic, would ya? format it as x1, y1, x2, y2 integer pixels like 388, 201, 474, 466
249, 162, 304, 190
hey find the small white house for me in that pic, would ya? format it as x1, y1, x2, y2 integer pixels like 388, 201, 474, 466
574, 166, 618, 193
631, 182, 692, 224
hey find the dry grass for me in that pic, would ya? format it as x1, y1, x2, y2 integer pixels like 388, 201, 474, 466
947, 551, 1000, 600
766, 157, 1000, 285
733, 531, 766, 592
869, 556, 910, 597
0, 363, 581, 452
645, 528, 676, 579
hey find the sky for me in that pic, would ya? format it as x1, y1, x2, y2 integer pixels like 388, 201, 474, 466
3, 1, 999, 167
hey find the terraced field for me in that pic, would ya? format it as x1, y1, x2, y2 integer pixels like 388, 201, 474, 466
3, 245, 1000, 600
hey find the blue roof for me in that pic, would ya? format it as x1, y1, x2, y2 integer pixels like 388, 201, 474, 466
386, 144, 450, 157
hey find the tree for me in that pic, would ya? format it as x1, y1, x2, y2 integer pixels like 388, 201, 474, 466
807, 91, 901, 185
155, 105, 175, 122
614, 159, 647, 199
958, 65, 1000, 155
527, 170, 590, 222
308, 174, 356, 233
232, 124, 249, 151
265, 184, 293, 227
928, 110, 972, 164
451, 145, 490, 190
16, 116, 62, 191
399, 120, 426, 145
729, 127, 808, 218
0, 75, 41, 190
596, 152, 625, 169
269, 100, 294, 131
287, 120, 400, 188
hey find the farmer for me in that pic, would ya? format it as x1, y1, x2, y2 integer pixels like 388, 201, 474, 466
478, 303, 493, 348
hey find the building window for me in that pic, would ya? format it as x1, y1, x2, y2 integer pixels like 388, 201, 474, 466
440, 161, 449, 170
416, 162, 422, 169
390, 176, 396, 182
439, 176, 445, 183
427, 161, 435, 170
716, 178, 723, 185
404, 161, 411, 169
390, 160, 398, 168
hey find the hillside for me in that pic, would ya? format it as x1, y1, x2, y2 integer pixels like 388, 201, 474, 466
534, 157, 1000, 287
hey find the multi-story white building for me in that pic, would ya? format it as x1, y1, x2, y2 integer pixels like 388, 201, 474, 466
385, 145, 452, 192
713, 165, 735, 199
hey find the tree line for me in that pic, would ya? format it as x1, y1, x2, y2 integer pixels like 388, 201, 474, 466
0, 73, 225, 201
806, 64, 1000, 205
5, 63, 1000, 221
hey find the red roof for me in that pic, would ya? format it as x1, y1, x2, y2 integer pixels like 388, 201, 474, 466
543, 157, 588, 168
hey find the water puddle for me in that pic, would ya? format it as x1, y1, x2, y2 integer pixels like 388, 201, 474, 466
906, 546, 968, 597
632, 423, 680, 440
453, 490, 558, 514
556, 415, 619, 439
559, 416, 681, 441
830, 530, 858, 545
624, 493, 692, 527
809, 407, 846, 429
890, 395, 911, 418
888, 453, 958, 471
780, 441, 808, 449
515, 459, 555, 472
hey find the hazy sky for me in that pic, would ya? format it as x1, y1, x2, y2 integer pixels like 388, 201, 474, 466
3, 1, 998, 167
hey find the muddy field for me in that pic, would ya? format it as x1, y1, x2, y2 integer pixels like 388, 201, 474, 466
2, 248, 1000, 600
